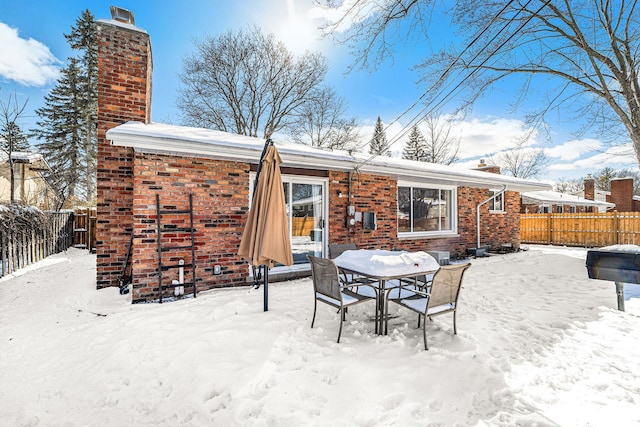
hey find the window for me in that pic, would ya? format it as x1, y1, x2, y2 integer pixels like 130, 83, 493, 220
539, 205, 550, 213
556, 205, 564, 213
569, 205, 577, 213
397, 183, 456, 236
489, 190, 504, 212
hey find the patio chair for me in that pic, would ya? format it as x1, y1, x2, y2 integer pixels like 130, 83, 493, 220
307, 255, 377, 343
386, 262, 471, 350
328, 243, 357, 259
328, 243, 376, 287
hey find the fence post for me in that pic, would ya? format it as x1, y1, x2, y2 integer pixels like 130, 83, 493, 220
613, 211, 620, 245
547, 213, 552, 245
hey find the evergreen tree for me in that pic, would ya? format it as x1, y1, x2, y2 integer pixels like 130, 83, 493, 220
34, 59, 84, 201
0, 122, 30, 154
402, 124, 426, 161
33, 10, 97, 205
0, 122, 30, 203
0, 91, 30, 203
65, 9, 97, 202
369, 116, 389, 156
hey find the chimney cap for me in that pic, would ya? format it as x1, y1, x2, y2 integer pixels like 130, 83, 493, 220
110, 6, 135, 25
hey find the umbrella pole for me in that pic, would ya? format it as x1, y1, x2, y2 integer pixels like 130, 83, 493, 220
263, 265, 269, 312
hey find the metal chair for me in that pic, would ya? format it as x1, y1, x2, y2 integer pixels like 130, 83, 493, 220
307, 255, 377, 343
386, 262, 471, 350
328, 243, 358, 259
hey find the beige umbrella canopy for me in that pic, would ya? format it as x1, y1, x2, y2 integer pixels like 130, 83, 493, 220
238, 141, 293, 310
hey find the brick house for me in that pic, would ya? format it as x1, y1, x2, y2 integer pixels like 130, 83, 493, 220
96, 13, 550, 302
573, 176, 640, 212
520, 190, 615, 213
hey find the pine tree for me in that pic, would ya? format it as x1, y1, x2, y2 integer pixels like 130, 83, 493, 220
34, 59, 84, 201
65, 9, 97, 202
0, 122, 30, 154
0, 121, 31, 203
33, 10, 97, 205
1, 92, 31, 204
402, 124, 426, 161
369, 116, 389, 155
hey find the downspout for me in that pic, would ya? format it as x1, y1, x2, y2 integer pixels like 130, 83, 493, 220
476, 185, 507, 248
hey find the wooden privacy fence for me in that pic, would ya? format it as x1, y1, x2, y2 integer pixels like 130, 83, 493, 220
1, 209, 74, 278
521, 212, 640, 247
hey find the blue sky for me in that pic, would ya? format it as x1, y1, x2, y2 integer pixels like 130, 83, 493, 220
1, 0, 638, 184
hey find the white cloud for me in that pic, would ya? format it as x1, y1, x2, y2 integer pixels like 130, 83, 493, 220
0, 22, 60, 87
352, 116, 540, 161
544, 138, 603, 161
549, 143, 637, 171
454, 117, 539, 159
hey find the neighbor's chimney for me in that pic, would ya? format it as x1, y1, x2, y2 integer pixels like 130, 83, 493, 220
584, 174, 595, 201
474, 159, 501, 174
610, 177, 633, 212
95, 8, 152, 289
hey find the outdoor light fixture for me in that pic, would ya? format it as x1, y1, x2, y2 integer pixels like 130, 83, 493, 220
336, 190, 343, 198
110, 6, 135, 25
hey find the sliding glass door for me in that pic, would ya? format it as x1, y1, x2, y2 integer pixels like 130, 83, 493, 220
284, 178, 326, 265
249, 174, 327, 270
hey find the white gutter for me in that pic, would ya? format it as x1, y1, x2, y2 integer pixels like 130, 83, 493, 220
476, 185, 506, 248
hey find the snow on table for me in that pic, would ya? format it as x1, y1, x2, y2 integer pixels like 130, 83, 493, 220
334, 249, 440, 277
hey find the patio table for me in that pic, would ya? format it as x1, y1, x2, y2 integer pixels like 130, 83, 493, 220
333, 249, 440, 335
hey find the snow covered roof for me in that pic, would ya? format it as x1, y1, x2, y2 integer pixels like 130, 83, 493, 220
0, 152, 50, 171
106, 122, 551, 193
522, 190, 615, 208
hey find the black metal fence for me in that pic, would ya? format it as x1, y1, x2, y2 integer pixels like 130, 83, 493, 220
0, 207, 74, 278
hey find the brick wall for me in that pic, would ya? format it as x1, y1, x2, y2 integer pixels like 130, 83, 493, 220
584, 177, 595, 201
327, 171, 521, 257
96, 20, 152, 288
131, 152, 250, 302
610, 178, 633, 212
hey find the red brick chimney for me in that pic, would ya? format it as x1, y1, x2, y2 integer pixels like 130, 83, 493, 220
583, 175, 595, 201
96, 8, 152, 289
610, 177, 633, 212
474, 159, 501, 174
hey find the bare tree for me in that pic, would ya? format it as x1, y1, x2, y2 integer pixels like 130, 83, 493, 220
490, 141, 549, 179
554, 177, 584, 194
594, 166, 640, 194
178, 27, 328, 139
422, 114, 459, 165
318, 1, 640, 166
0, 91, 30, 203
291, 86, 360, 150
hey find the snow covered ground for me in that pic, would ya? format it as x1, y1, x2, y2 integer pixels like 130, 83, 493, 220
1, 245, 639, 426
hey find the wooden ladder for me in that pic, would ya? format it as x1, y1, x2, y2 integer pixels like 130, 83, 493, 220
156, 193, 197, 302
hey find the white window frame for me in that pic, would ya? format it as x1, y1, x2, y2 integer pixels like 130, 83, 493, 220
539, 205, 550, 213
556, 205, 564, 213
249, 173, 328, 274
569, 205, 577, 213
489, 190, 505, 213
397, 181, 458, 238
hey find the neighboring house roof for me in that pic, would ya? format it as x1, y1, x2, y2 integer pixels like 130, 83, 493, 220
0, 151, 51, 171
572, 189, 610, 202
107, 122, 551, 193
522, 190, 615, 208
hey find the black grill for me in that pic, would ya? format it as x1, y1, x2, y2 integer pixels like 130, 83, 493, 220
586, 250, 640, 284
586, 247, 640, 311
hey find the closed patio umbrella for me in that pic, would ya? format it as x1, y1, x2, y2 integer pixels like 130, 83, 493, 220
238, 139, 293, 311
